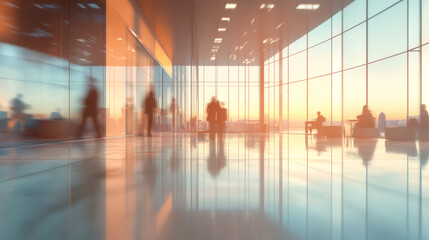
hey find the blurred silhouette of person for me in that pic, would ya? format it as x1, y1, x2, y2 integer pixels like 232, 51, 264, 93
77, 77, 101, 138
123, 97, 134, 134
420, 104, 429, 140
217, 102, 227, 135
190, 115, 197, 132
10, 93, 30, 132
144, 90, 157, 137
309, 111, 326, 135
378, 112, 386, 131
207, 97, 219, 137
170, 97, 176, 132
356, 105, 375, 128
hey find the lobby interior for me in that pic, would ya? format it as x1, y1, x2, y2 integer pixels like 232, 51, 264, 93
0, 0, 429, 239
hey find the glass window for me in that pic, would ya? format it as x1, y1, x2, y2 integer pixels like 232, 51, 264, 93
368, 54, 407, 126
289, 81, 307, 132
308, 76, 331, 124
343, 66, 366, 121
343, 23, 366, 69
332, 11, 342, 37
409, 0, 421, 49
282, 83, 288, 132
423, 0, 429, 44
369, 0, 401, 17
423, 45, 429, 106
308, 41, 331, 78
409, 51, 420, 118
332, 73, 342, 125
343, 0, 366, 30
368, 1, 407, 62
289, 51, 307, 82
308, 19, 331, 47
289, 35, 307, 55
332, 35, 342, 73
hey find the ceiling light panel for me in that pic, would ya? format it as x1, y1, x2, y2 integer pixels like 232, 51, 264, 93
296, 4, 320, 10
225, 3, 237, 9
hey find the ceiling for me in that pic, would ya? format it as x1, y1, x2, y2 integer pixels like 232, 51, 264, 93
137, 0, 353, 66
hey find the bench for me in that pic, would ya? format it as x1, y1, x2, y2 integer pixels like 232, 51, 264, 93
385, 127, 416, 141
26, 120, 71, 139
318, 126, 343, 138
353, 127, 378, 138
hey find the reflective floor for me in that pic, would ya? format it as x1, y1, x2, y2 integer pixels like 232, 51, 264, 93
1, 133, 429, 240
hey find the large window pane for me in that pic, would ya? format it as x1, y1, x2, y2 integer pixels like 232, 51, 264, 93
308, 19, 331, 47
368, 54, 407, 126
343, 66, 366, 122
344, 23, 366, 69
368, 1, 407, 62
423, 0, 429, 44
332, 73, 342, 125
423, 45, 429, 107
289, 82, 307, 132
343, 0, 366, 30
308, 41, 331, 78
369, 0, 401, 17
289, 51, 307, 82
308, 76, 331, 125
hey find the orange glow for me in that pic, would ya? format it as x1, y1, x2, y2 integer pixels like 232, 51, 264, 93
156, 193, 173, 234
106, 0, 172, 76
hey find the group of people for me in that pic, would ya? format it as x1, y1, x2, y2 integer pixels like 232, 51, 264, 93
207, 97, 227, 136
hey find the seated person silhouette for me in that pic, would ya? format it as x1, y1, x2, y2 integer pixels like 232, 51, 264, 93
308, 111, 326, 135
356, 105, 375, 128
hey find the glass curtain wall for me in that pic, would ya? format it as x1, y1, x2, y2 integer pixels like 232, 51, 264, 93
187, 65, 260, 132
0, 0, 106, 146
0, 1, 178, 146
265, 0, 428, 135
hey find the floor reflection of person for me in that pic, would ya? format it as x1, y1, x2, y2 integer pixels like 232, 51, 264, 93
10, 93, 30, 132
207, 137, 226, 178
77, 77, 101, 138
354, 139, 377, 166
144, 90, 157, 137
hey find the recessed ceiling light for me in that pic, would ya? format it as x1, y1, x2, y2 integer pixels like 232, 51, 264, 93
225, 3, 237, 9
88, 3, 100, 9
218, 28, 226, 32
214, 38, 222, 43
296, 4, 320, 10
267, 4, 275, 9
210, 56, 216, 61
221, 17, 230, 22
211, 49, 218, 53
260, 3, 266, 9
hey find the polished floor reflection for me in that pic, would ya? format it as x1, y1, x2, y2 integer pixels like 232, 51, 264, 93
1, 133, 429, 240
